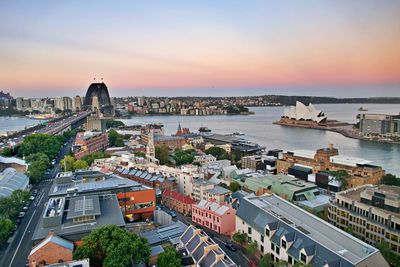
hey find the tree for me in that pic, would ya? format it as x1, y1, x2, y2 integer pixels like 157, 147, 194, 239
73, 225, 150, 267
135, 151, 146, 158
376, 240, 400, 267
0, 219, 14, 246
81, 152, 110, 166
108, 129, 125, 147
246, 240, 258, 257
232, 232, 247, 244
18, 133, 63, 160
328, 170, 349, 190
229, 181, 241, 192
0, 190, 30, 220
205, 147, 228, 160
105, 120, 125, 129
173, 149, 195, 166
260, 254, 274, 267
27, 160, 47, 184
381, 173, 400, 186
155, 145, 170, 165
60, 156, 75, 172
73, 160, 89, 170
157, 246, 182, 267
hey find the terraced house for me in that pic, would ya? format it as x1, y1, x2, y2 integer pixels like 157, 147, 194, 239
235, 194, 388, 266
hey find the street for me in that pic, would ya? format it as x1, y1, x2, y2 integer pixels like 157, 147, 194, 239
0, 139, 73, 267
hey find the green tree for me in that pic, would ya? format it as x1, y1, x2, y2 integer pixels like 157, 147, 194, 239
173, 149, 195, 166
229, 181, 241, 192
376, 240, 400, 267
155, 145, 170, 165
0, 190, 30, 220
105, 120, 125, 129
205, 147, 228, 160
246, 240, 258, 257
26, 152, 51, 168
232, 232, 247, 244
0, 219, 14, 246
135, 151, 146, 158
328, 170, 349, 190
18, 133, 63, 160
1, 147, 17, 157
73, 225, 150, 267
73, 160, 89, 170
81, 152, 110, 166
60, 155, 75, 172
108, 129, 125, 147
156, 246, 182, 267
27, 160, 48, 184
260, 254, 274, 267
381, 173, 400, 186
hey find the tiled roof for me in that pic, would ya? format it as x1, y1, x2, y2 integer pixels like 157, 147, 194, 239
163, 189, 195, 205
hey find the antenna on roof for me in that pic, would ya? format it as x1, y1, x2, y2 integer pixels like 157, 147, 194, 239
101, 78, 103, 83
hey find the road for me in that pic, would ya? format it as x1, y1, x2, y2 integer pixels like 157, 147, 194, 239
161, 206, 250, 267
0, 139, 74, 267
0, 111, 89, 150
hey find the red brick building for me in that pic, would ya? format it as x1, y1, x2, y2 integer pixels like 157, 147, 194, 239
28, 233, 73, 267
73, 131, 109, 159
162, 189, 195, 216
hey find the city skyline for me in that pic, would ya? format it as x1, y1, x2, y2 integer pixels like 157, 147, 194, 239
1, 1, 399, 97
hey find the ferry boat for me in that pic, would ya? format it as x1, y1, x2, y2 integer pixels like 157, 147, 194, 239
358, 107, 368, 111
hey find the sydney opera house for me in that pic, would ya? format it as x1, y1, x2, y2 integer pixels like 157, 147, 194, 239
283, 101, 327, 123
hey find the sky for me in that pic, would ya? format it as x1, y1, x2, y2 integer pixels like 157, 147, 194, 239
0, 1, 399, 98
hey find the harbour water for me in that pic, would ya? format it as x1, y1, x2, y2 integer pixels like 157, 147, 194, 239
121, 104, 400, 175
0, 117, 46, 135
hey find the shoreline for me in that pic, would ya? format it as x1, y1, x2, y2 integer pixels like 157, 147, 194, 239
273, 119, 400, 145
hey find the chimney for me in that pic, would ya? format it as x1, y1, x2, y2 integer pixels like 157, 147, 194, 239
48, 229, 55, 236
328, 143, 333, 150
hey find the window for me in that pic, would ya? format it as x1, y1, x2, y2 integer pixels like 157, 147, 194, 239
301, 253, 307, 263
265, 228, 270, 236
261, 235, 264, 243
276, 246, 280, 255
288, 256, 293, 265
271, 243, 275, 250
260, 245, 264, 253
281, 240, 287, 249
248, 227, 252, 235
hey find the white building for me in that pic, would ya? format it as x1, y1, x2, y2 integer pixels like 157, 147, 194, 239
284, 101, 327, 123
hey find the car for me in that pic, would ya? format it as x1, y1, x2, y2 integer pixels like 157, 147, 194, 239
225, 243, 237, 251
29, 196, 35, 201
15, 219, 22, 225
168, 211, 177, 218
51, 159, 56, 165
22, 206, 29, 212
18, 212, 26, 219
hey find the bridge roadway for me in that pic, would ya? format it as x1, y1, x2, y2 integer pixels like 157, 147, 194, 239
0, 111, 90, 150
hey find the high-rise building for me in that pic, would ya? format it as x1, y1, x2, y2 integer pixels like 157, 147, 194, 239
359, 113, 400, 136
72, 96, 82, 112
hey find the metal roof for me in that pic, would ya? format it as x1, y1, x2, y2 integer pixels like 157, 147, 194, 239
0, 168, 29, 197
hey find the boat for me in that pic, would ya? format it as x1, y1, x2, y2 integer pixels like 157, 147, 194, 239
232, 132, 244, 136
358, 107, 368, 111
198, 127, 211, 133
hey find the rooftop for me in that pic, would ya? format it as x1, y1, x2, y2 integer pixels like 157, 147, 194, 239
33, 194, 125, 242
237, 194, 382, 265
330, 155, 373, 167
194, 200, 233, 216
163, 189, 195, 205
0, 167, 29, 197
205, 185, 231, 196
0, 155, 27, 166
140, 221, 188, 246
289, 149, 316, 159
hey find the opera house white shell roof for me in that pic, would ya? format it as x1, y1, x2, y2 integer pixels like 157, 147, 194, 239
284, 101, 327, 123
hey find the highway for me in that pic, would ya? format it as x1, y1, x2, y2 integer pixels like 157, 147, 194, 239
0, 111, 90, 150
0, 138, 74, 267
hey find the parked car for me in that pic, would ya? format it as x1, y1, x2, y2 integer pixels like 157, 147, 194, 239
225, 243, 237, 252
22, 206, 29, 212
29, 196, 35, 201
15, 219, 22, 225
168, 211, 177, 218
18, 212, 26, 219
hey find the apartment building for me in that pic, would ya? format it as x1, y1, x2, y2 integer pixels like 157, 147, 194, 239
328, 184, 400, 254
73, 131, 109, 159
236, 194, 388, 266
276, 145, 384, 188
192, 200, 236, 236
359, 113, 400, 136
162, 189, 195, 216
